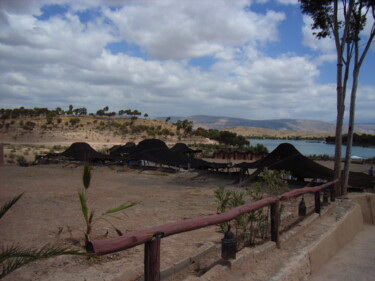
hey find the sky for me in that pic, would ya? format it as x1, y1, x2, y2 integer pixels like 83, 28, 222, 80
0, 0, 374, 123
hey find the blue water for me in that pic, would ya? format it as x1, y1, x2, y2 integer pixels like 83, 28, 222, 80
249, 139, 375, 159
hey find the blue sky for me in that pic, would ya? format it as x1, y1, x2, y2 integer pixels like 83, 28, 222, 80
0, 0, 374, 123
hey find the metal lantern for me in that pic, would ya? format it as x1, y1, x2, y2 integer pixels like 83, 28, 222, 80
298, 197, 307, 216
323, 189, 329, 205
221, 225, 236, 260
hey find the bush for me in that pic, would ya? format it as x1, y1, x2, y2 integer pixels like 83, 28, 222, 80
16, 155, 28, 167
214, 168, 290, 249
69, 118, 80, 126
22, 121, 36, 131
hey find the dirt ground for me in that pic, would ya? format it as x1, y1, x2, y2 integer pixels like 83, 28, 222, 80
0, 155, 373, 281
0, 164, 239, 281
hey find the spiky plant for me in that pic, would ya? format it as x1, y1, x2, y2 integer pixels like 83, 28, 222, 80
0, 244, 84, 278
0, 193, 23, 220
0, 193, 85, 279
78, 163, 137, 247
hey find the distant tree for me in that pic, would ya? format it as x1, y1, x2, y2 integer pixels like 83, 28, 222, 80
72, 107, 87, 116
96, 109, 105, 116
193, 127, 209, 137
46, 111, 56, 124
174, 119, 193, 136
144, 113, 149, 118
67, 105, 73, 115
165, 117, 171, 123
55, 107, 64, 115
96, 106, 109, 116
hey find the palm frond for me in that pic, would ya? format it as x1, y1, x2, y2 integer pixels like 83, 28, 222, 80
103, 202, 137, 215
82, 163, 91, 190
88, 210, 95, 224
78, 190, 88, 223
0, 193, 24, 220
0, 244, 86, 278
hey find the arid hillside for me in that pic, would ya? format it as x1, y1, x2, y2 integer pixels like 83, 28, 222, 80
227, 126, 332, 139
0, 115, 210, 146
0, 115, 335, 148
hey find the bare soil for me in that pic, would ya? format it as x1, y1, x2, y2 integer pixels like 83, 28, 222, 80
1, 141, 373, 281
0, 164, 237, 281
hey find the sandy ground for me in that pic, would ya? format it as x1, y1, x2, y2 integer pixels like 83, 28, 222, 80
0, 164, 237, 281
0, 148, 373, 281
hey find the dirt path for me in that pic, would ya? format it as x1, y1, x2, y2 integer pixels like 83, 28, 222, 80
308, 224, 375, 281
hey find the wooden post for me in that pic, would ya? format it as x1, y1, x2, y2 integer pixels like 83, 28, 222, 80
144, 233, 162, 281
0, 143, 3, 166
270, 200, 280, 248
315, 191, 321, 214
330, 185, 335, 202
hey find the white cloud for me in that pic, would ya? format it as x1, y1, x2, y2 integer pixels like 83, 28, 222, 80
0, 0, 374, 124
104, 0, 285, 59
301, 16, 335, 60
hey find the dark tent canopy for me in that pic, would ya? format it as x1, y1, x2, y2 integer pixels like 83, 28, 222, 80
126, 139, 228, 169
48, 142, 112, 162
235, 143, 373, 188
109, 142, 136, 157
125, 139, 190, 167
170, 143, 202, 154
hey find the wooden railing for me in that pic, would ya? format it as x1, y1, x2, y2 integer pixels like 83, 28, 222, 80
88, 180, 337, 281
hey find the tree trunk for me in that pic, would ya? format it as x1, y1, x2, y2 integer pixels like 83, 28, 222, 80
333, 62, 345, 197
342, 67, 359, 195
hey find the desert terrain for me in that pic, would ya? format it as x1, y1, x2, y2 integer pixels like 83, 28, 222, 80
1, 116, 373, 281
1, 155, 373, 281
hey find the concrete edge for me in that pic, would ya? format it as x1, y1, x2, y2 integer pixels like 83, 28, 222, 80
307, 202, 363, 273
270, 196, 369, 281
349, 193, 375, 224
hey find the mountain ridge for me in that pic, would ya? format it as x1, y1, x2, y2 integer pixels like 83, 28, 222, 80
157, 115, 375, 134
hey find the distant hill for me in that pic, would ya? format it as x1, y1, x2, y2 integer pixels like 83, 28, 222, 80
157, 115, 375, 134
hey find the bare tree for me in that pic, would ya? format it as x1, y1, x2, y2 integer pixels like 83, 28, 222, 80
342, 1, 375, 195
299, 0, 374, 196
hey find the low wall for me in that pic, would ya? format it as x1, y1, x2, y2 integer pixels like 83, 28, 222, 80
349, 193, 375, 224
308, 202, 363, 273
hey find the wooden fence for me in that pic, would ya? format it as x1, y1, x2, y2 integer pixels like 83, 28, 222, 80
88, 180, 337, 281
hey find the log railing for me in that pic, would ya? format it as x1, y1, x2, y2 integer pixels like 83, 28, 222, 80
88, 180, 337, 281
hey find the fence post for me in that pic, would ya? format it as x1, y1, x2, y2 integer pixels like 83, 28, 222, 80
144, 233, 163, 281
314, 191, 321, 214
271, 200, 280, 248
330, 185, 335, 202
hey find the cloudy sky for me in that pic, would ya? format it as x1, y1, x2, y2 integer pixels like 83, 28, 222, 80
0, 0, 374, 123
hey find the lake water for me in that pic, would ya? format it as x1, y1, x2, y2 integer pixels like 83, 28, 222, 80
249, 139, 375, 159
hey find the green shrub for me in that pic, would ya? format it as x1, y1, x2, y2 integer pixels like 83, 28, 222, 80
69, 118, 80, 126
214, 168, 290, 249
22, 121, 36, 131
16, 155, 28, 166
